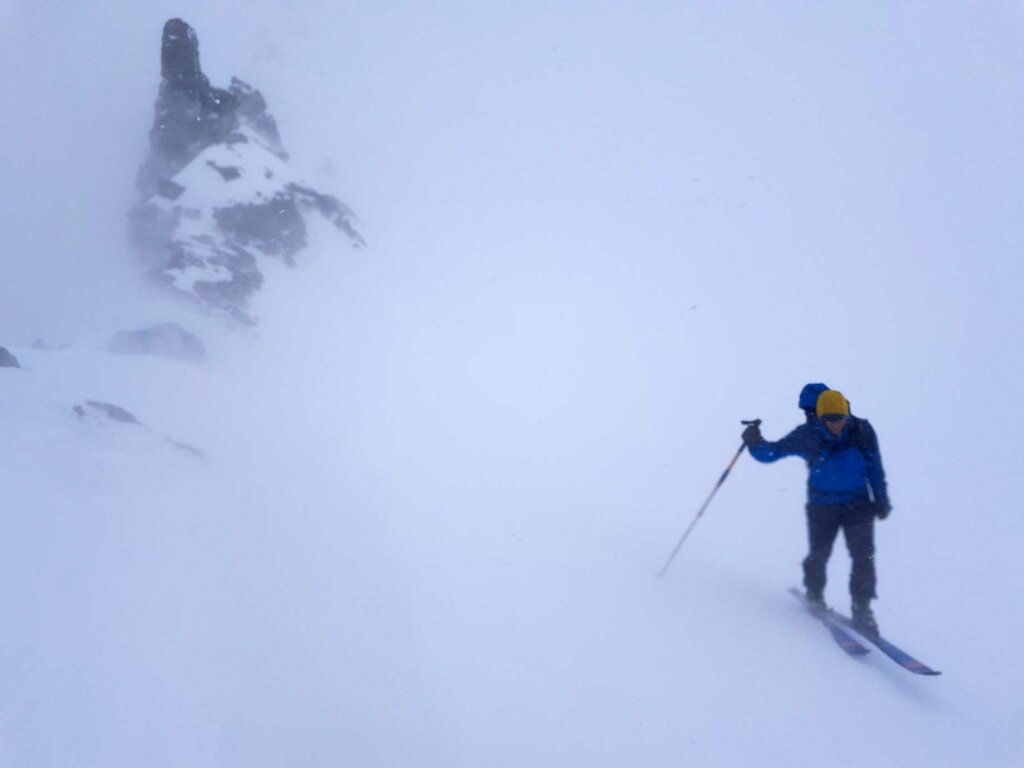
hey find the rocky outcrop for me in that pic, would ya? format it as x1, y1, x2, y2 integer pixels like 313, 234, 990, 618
77, 401, 141, 425
107, 323, 208, 363
130, 19, 363, 324
0, 347, 21, 368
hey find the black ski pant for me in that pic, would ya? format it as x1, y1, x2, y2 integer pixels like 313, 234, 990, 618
803, 499, 876, 603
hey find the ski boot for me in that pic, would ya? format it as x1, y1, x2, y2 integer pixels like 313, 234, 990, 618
851, 600, 880, 640
805, 589, 828, 617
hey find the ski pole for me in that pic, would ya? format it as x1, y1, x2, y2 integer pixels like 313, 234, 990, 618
657, 419, 760, 577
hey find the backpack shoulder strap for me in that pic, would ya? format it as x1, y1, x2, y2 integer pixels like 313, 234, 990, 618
846, 417, 872, 452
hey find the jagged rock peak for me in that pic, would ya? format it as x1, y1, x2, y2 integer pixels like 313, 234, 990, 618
130, 19, 363, 325
138, 19, 285, 198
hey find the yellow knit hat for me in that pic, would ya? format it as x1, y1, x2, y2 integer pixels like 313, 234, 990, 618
816, 389, 850, 418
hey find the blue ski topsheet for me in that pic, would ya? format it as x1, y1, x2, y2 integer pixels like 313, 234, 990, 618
831, 612, 942, 676
790, 588, 941, 675
789, 588, 870, 657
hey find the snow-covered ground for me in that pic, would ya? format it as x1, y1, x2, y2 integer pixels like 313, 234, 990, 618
2, 3, 1023, 766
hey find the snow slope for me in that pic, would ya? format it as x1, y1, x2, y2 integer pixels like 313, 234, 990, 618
2, 3, 1023, 766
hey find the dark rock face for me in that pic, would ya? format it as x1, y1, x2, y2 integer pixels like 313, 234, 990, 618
214, 194, 307, 263
0, 347, 20, 368
228, 76, 286, 158
107, 323, 208, 363
137, 20, 243, 197
130, 18, 363, 323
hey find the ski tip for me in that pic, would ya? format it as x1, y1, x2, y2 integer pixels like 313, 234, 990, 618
907, 665, 942, 676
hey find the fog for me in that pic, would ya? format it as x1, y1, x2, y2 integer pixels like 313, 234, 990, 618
1, 2, 1023, 766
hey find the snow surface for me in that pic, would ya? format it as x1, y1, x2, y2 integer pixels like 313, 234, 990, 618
155, 129, 294, 214
2, 3, 1023, 767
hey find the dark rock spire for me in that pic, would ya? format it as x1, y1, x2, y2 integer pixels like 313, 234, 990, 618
130, 18, 362, 324
160, 18, 204, 85
136, 19, 239, 197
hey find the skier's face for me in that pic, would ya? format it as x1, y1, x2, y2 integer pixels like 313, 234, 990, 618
822, 415, 847, 435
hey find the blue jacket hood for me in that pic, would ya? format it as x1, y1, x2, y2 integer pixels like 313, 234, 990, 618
798, 382, 830, 411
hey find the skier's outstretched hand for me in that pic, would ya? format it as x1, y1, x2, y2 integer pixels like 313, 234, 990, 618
874, 502, 892, 521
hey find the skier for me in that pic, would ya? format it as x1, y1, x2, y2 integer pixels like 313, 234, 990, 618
742, 389, 891, 637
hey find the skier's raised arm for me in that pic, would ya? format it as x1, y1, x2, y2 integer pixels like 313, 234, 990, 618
742, 422, 815, 463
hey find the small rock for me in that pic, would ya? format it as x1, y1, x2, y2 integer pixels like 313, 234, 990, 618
165, 437, 206, 459
31, 339, 71, 351
207, 159, 241, 181
157, 178, 186, 200
85, 401, 141, 425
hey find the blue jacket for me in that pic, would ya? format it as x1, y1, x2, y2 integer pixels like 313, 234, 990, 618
748, 416, 890, 507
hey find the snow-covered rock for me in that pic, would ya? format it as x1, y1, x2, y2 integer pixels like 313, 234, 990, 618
129, 18, 363, 324
107, 322, 208, 363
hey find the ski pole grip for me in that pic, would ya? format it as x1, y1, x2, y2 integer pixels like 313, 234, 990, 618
740, 419, 762, 427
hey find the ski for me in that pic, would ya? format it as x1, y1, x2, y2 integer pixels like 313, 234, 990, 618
789, 588, 870, 657
830, 611, 942, 676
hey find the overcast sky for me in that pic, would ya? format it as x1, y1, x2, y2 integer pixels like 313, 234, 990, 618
1, 1, 1022, 484
2, 3, 1022, 411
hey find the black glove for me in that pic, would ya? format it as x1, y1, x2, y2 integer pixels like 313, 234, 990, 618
874, 502, 892, 520
741, 423, 763, 446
